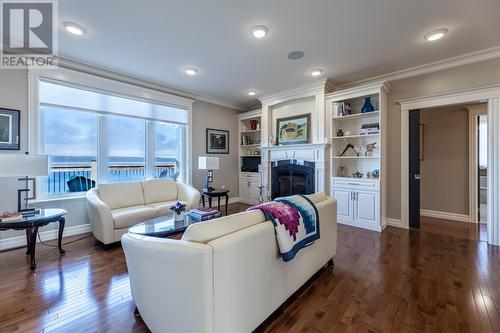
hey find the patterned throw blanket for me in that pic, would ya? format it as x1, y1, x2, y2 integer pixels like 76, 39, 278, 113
248, 195, 320, 262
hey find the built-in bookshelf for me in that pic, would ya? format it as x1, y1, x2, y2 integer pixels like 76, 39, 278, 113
238, 110, 262, 204
325, 81, 390, 232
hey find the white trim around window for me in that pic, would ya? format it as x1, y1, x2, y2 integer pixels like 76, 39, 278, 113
28, 67, 195, 199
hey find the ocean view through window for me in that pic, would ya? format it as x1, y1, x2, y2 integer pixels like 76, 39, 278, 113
39, 79, 188, 196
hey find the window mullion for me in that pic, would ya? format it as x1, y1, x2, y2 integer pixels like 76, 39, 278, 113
146, 120, 155, 179
97, 115, 108, 184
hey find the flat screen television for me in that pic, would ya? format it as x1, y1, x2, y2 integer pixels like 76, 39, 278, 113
241, 156, 260, 172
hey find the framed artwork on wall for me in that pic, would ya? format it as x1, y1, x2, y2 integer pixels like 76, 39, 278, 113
0, 108, 20, 150
276, 114, 310, 145
206, 128, 229, 154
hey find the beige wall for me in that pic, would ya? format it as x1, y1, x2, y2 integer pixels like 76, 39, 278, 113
385, 57, 500, 220
420, 106, 469, 215
191, 101, 240, 198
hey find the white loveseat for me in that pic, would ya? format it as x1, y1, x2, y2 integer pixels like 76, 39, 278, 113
87, 179, 200, 245
121, 193, 336, 333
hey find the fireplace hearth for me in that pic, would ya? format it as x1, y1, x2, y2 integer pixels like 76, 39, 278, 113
271, 160, 315, 199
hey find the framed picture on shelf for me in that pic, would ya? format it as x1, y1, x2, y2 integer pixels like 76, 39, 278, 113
0, 108, 20, 150
206, 128, 229, 154
276, 114, 310, 145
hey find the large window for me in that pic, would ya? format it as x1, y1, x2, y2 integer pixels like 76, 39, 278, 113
38, 78, 189, 196
41, 106, 97, 194
108, 115, 146, 183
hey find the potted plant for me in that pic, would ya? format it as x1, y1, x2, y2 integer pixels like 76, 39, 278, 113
170, 201, 186, 221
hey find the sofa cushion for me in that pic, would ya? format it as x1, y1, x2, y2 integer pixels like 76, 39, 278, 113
147, 200, 191, 216
97, 182, 145, 210
111, 205, 158, 229
142, 179, 178, 204
182, 210, 267, 244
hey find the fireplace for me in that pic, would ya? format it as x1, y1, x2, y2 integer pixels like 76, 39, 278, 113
271, 160, 315, 199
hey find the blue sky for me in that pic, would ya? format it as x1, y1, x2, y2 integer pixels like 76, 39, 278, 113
43, 107, 179, 158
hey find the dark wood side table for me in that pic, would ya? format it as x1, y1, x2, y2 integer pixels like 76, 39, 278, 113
0, 208, 66, 270
201, 189, 230, 215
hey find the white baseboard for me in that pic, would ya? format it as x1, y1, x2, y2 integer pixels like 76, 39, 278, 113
420, 209, 471, 223
0, 224, 91, 252
385, 218, 406, 229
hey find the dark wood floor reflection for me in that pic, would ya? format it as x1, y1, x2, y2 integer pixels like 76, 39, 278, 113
1, 204, 498, 332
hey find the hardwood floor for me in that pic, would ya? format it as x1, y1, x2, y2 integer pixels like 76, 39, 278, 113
0, 204, 498, 333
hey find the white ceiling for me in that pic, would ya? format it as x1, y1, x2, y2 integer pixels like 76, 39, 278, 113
59, 0, 500, 108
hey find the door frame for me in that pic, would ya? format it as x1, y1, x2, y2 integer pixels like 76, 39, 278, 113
467, 105, 488, 223
399, 84, 500, 245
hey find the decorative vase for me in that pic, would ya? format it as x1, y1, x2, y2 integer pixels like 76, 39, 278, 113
361, 97, 375, 113
174, 212, 184, 222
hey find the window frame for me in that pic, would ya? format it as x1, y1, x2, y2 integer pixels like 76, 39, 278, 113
28, 67, 194, 199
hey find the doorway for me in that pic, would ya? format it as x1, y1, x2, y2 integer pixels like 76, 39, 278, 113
400, 87, 500, 245
477, 115, 488, 224
407, 103, 488, 238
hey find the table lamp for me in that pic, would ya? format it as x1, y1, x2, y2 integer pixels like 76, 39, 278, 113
0, 153, 49, 212
198, 156, 219, 192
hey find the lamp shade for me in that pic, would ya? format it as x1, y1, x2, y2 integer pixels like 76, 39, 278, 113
198, 156, 219, 170
0, 154, 49, 177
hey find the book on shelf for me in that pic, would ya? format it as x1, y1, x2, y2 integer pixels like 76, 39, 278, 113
360, 123, 379, 135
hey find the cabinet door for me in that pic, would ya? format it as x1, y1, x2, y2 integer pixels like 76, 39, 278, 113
249, 181, 261, 202
239, 179, 250, 199
332, 188, 354, 222
354, 191, 379, 225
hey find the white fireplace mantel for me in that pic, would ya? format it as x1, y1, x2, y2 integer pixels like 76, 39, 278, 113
261, 143, 330, 196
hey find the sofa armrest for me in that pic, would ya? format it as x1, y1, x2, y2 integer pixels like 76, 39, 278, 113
86, 188, 115, 245
121, 234, 213, 333
176, 182, 201, 209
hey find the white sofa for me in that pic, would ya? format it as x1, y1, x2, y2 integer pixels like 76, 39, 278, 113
87, 179, 200, 245
121, 192, 336, 333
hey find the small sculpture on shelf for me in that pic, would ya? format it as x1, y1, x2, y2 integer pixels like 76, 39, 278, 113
337, 166, 348, 177
365, 142, 377, 156
352, 171, 363, 178
338, 139, 357, 157
336, 129, 344, 137
366, 169, 380, 179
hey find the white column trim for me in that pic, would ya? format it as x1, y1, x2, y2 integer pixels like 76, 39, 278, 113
488, 98, 500, 245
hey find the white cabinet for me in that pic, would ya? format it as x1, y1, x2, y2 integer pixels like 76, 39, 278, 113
355, 190, 379, 225
332, 188, 354, 223
332, 179, 381, 232
239, 173, 261, 205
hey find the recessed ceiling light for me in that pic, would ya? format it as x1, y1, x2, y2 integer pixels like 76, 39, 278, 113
310, 69, 324, 77
184, 67, 198, 76
63, 22, 86, 35
250, 25, 268, 39
424, 28, 448, 41
247, 90, 257, 96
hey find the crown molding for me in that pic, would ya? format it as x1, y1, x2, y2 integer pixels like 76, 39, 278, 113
325, 80, 390, 102
259, 77, 337, 106
57, 57, 248, 111
339, 45, 500, 88
398, 83, 500, 111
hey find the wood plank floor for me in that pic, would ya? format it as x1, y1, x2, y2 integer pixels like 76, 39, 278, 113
0, 205, 498, 333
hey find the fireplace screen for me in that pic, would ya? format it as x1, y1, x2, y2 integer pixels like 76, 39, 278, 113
271, 160, 315, 199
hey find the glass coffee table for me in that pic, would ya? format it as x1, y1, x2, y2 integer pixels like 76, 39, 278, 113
128, 214, 197, 237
